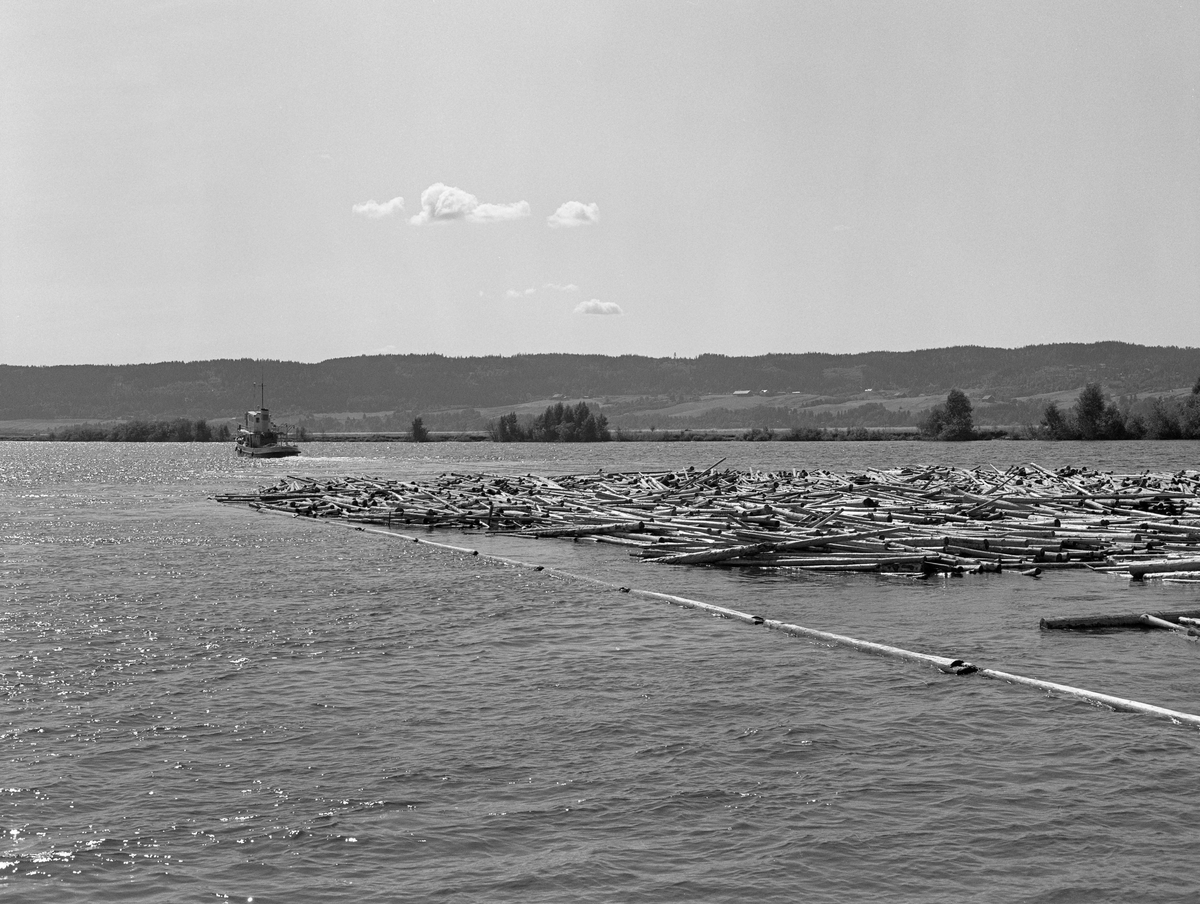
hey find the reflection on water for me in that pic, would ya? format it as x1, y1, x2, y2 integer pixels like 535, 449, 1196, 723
2, 440, 1199, 902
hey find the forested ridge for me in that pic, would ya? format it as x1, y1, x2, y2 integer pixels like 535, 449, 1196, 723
2, 343, 1199, 420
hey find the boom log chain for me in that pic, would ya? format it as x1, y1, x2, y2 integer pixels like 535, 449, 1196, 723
228, 499, 1200, 730
215, 463, 1200, 578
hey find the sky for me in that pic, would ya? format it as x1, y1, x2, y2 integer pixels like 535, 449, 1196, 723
2, 0, 1197, 366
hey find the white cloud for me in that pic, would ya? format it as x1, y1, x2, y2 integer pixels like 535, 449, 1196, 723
352, 196, 405, 218
410, 183, 530, 225
471, 200, 532, 223
547, 201, 600, 228
504, 287, 537, 300
574, 299, 623, 316
543, 282, 580, 293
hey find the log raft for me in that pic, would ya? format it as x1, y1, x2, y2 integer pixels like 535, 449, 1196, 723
215, 463, 1200, 577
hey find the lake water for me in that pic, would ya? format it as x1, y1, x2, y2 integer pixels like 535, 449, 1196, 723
2, 440, 1200, 902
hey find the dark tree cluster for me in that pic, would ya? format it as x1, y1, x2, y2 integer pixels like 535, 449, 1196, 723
1041, 380, 1200, 440
918, 389, 975, 441
1137, 378, 1200, 439
49, 419, 231, 442
781, 426, 902, 441
490, 402, 610, 442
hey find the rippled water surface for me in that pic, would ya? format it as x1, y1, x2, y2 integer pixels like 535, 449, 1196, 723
2, 441, 1200, 902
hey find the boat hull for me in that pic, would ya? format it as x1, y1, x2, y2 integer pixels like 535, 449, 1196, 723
236, 444, 301, 458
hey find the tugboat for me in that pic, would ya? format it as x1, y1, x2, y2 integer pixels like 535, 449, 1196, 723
235, 385, 301, 458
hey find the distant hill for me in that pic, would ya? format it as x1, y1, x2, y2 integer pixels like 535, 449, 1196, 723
1, 343, 1198, 428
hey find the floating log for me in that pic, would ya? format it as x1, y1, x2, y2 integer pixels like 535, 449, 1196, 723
1040, 608, 1200, 630
1127, 558, 1200, 579
652, 542, 774, 566
514, 521, 643, 539
1140, 613, 1190, 633
1140, 614, 1200, 638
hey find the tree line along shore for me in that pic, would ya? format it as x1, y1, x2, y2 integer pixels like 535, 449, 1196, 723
11, 380, 1200, 444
